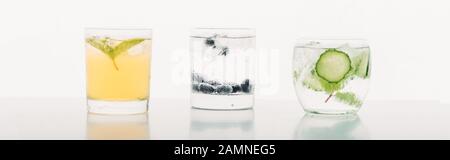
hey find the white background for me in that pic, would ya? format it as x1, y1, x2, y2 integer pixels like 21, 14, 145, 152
0, 0, 447, 103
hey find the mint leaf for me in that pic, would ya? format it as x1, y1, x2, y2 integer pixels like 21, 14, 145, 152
302, 70, 324, 91
86, 37, 113, 55
318, 77, 344, 94
86, 37, 145, 70
334, 92, 363, 107
112, 38, 146, 58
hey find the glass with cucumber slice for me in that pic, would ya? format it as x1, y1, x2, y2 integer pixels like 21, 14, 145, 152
293, 39, 371, 114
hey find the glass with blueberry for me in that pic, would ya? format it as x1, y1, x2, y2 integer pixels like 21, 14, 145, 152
190, 28, 255, 110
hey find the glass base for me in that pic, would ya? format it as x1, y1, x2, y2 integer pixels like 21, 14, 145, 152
87, 113, 149, 140
87, 99, 148, 115
304, 108, 359, 115
191, 93, 254, 110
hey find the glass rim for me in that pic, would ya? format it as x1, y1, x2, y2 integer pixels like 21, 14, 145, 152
296, 37, 368, 41
85, 27, 152, 38
191, 27, 255, 38
84, 27, 152, 31
192, 27, 255, 31
295, 37, 369, 48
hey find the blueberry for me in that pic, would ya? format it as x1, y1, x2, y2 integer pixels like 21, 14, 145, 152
198, 83, 215, 94
231, 83, 241, 93
205, 38, 215, 47
192, 83, 200, 92
216, 85, 233, 95
241, 79, 252, 93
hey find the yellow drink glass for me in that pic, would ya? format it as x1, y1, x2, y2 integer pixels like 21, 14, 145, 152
85, 28, 152, 114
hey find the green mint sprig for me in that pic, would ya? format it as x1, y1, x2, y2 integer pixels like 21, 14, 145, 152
86, 37, 145, 70
301, 68, 344, 93
334, 92, 363, 107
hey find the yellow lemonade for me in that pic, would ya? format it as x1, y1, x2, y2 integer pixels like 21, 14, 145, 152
86, 38, 151, 101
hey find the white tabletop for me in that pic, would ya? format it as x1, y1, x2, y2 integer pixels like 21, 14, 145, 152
0, 98, 446, 140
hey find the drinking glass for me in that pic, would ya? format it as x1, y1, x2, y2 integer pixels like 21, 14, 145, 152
190, 28, 256, 110
85, 28, 152, 114
293, 39, 371, 114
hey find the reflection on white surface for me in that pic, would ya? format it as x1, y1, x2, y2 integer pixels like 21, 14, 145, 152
190, 109, 254, 140
86, 113, 149, 140
0, 99, 444, 139
294, 113, 370, 140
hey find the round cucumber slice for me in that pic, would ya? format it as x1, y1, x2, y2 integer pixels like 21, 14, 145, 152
315, 49, 352, 83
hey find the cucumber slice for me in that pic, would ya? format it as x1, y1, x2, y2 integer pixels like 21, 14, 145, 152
315, 49, 352, 83
352, 52, 370, 78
